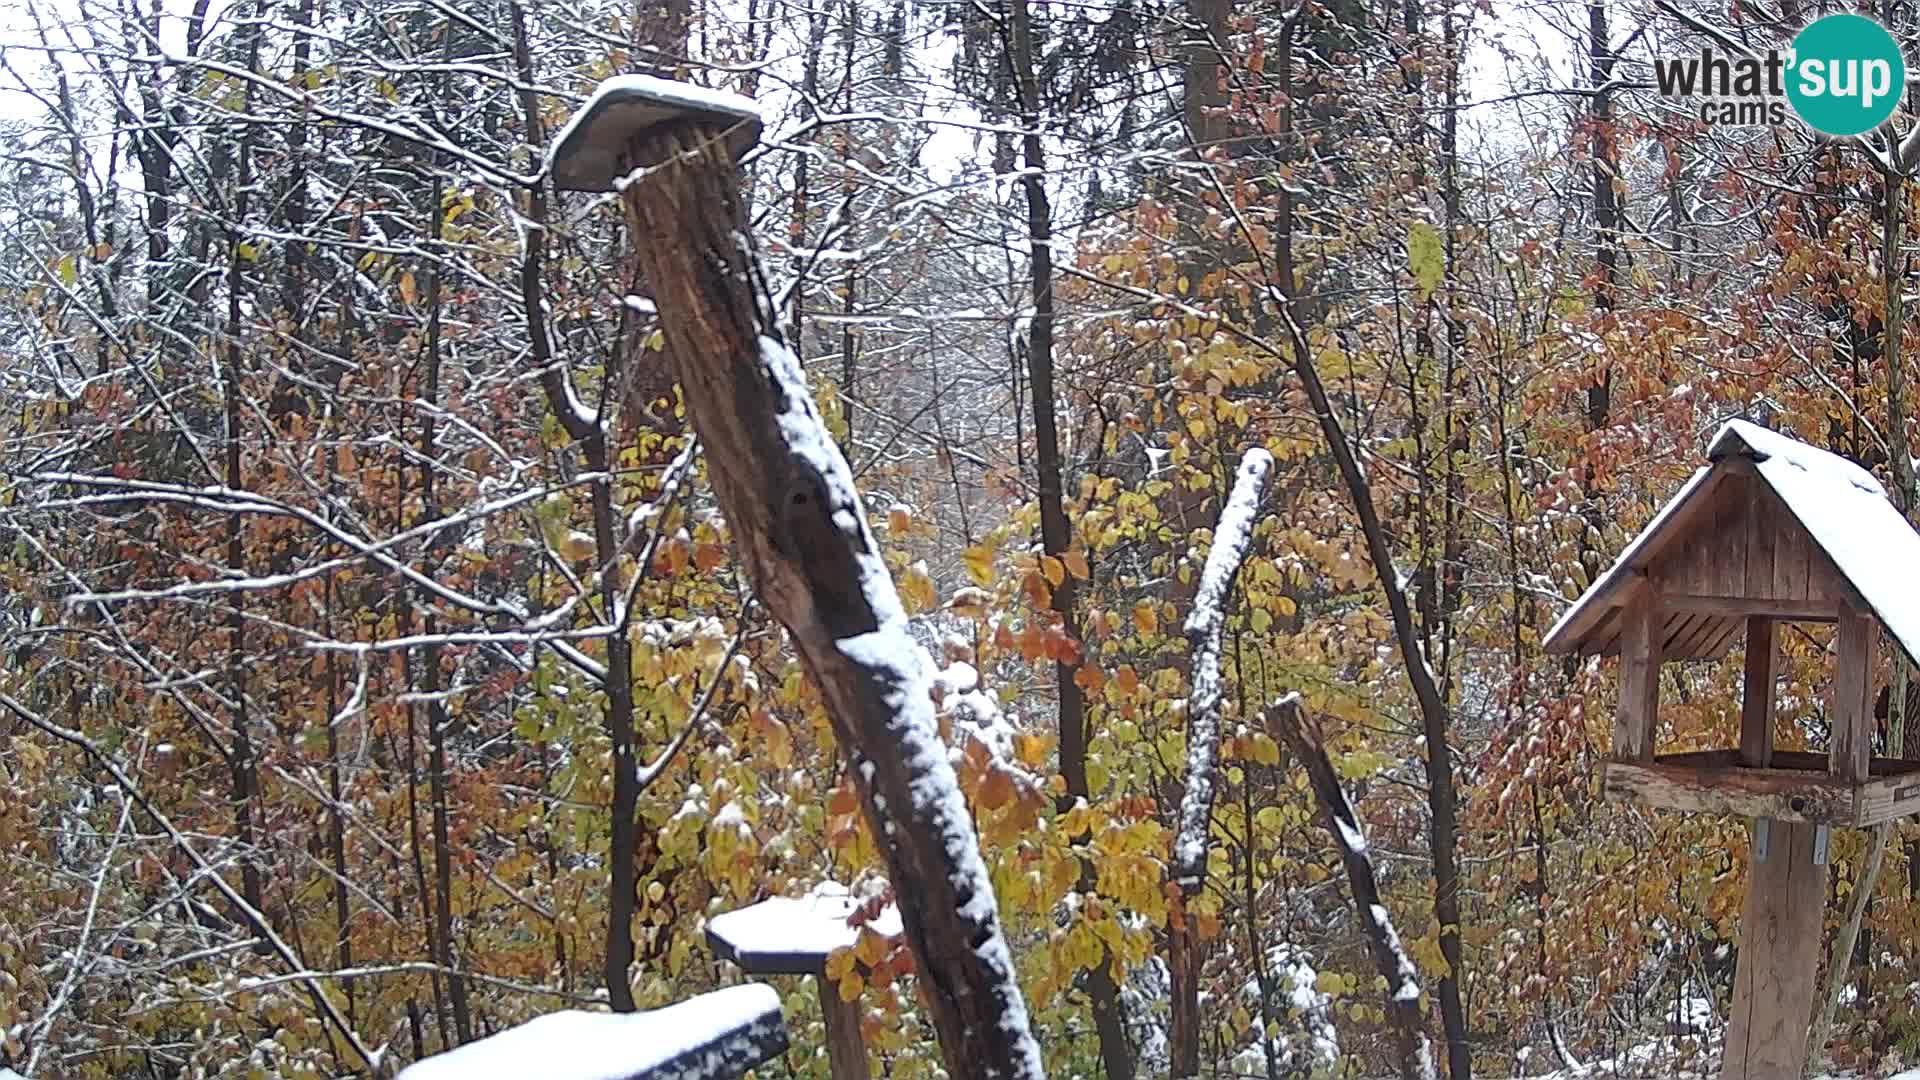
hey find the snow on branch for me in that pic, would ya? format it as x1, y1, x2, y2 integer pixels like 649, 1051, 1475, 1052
1265, 695, 1435, 1080
1170, 447, 1272, 890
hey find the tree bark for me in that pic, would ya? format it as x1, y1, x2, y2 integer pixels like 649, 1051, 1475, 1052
1004, 0, 1134, 1072
1167, 448, 1271, 1076
1267, 16, 1471, 1078
618, 120, 1044, 1080
1267, 696, 1437, 1080
508, 0, 642, 1013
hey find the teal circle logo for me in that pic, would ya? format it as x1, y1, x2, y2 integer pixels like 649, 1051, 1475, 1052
1786, 14, 1905, 136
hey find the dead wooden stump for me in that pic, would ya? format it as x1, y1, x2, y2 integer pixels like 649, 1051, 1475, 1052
547, 77, 1045, 1080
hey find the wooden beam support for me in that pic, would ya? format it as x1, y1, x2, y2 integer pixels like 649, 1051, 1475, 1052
1602, 758, 1855, 825
618, 118, 1040, 1080
1832, 605, 1875, 785
1660, 595, 1839, 622
1740, 617, 1776, 768
1613, 577, 1661, 762
817, 974, 872, 1080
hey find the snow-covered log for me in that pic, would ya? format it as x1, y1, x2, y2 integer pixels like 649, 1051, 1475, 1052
396, 983, 788, 1080
1170, 446, 1273, 888
608, 108, 1043, 1080
1166, 447, 1270, 1075
1265, 695, 1435, 1080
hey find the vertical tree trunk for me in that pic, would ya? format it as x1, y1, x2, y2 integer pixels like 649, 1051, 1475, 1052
1004, 0, 1134, 1074
1267, 20, 1469, 1071
221, 19, 267, 941
419, 140, 474, 1046
509, 0, 643, 1014
1168, 450, 1271, 1077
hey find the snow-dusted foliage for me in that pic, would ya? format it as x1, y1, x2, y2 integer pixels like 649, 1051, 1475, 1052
1227, 943, 1340, 1078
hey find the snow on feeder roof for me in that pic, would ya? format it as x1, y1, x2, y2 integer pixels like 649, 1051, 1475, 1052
546, 75, 763, 192
1543, 418, 1920, 667
395, 983, 787, 1080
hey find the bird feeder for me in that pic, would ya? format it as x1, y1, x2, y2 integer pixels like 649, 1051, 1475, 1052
707, 892, 901, 1080
547, 75, 762, 192
1543, 418, 1920, 1077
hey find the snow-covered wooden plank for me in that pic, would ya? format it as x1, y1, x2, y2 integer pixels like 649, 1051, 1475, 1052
546, 75, 762, 192
706, 889, 902, 976
395, 984, 787, 1080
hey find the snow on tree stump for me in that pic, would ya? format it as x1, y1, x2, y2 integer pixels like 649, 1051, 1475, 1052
707, 890, 902, 1080
394, 983, 788, 1080
545, 77, 1045, 1080
1543, 420, 1920, 1078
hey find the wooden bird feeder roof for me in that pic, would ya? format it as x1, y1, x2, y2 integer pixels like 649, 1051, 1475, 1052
1542, 419, 1920, 668
545, 75, 763, 192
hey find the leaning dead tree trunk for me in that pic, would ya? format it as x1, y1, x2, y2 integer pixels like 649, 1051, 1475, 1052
1266, 695, 1437, 1080
1167, 447, 1271, 1075
592, 94, 1043, 1080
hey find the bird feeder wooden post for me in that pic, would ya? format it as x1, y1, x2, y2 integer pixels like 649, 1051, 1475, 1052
707, 894, 903, 1080
1544, 420, 1920, 1078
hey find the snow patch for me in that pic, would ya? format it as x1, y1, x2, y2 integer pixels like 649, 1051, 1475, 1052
395, 983, 783, 1080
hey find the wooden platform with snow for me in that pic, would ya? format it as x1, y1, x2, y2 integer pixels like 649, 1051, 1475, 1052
393, 984, 787, 1080
1545, 419, 1920, 823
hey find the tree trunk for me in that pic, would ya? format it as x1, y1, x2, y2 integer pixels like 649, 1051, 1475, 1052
618, 120, 1044, 1080
1268, 15, 1471, 1078
1004, 0, 1134, 1072
1167, 449, 1271, 1076
1268, 696, 1437, 1080
508, 0, 642, 1014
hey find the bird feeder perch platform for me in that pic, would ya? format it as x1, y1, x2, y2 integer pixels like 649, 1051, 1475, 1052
394, 983, 788, 1080
545, 74, 762, 192
707, 892, 901, 1080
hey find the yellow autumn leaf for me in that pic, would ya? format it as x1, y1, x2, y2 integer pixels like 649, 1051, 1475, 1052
901, 561, 936, 612
1062, 550, 1090, 579
1041, 555, 1065, 587
962, 544, 995, 587
399, 270, 418, 305
1132, 601, 1157, 635
825, 946, 855, 980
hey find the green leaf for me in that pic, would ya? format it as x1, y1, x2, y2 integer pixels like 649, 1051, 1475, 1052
1408, 221, 1443, 302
